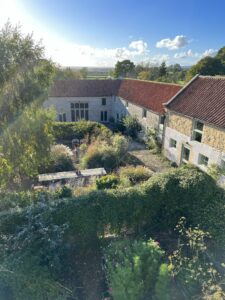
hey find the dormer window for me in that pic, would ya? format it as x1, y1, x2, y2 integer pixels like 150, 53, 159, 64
193, 120, 204, 142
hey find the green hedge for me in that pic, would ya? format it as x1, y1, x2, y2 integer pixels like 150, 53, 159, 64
52, 120, 112, 142
1, 166, 225, 298
1, 166, 225, 243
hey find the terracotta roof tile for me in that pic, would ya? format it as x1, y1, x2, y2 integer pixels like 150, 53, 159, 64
165, 75, 225, 129
118, 79, 181, 114
49, 79, 181, 114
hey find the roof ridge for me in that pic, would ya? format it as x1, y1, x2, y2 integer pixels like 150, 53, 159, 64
199, 75, 225, 79
124, 77, 182, 87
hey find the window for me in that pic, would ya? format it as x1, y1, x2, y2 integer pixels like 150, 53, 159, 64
182, 146, 190, 163
198, 154, 209, 166
71, 103, 89, 121
58, 113, 66, 122
102, 98, 106, 105
160, 116, 165, 125
142, 108, 147, 118
169, 138, 177, 148
101, 111, 108, 122
193, 120, 204, 142
116, 113, 119, 121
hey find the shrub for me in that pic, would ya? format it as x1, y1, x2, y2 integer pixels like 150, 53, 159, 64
52, 120, 112, 143
80, 135, 128, 172
122, 116, 142, 138
56, 185, 73, 198
169, 218, 225, 299
208, 163, 225, 181
119, 165, 152, 185
146, 128, 160, 153
48, 144, 74, 172
96, 175, 119, 190
104, 238, 170, 300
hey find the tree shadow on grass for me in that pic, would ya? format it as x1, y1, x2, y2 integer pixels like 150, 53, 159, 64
122, 152, 145, 166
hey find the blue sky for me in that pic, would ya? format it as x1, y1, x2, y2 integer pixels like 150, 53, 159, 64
0, 0, 224, 67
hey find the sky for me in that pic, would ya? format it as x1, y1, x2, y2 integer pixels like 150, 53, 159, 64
0, 0, 224, 67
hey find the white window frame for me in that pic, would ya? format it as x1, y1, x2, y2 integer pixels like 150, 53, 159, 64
169, 138, 177, 148
71, 103, 89, 121
198, 153, 209, 166
192, 120, 204, 142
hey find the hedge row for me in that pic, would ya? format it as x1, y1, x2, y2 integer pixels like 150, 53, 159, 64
1, 166, 225, 244
52, 120, 112, 142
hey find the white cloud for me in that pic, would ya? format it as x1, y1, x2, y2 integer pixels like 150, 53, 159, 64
156, 35, 188, 50
202, 48, 218, 57
129, 40, 148, 54
174, 48, 218, 61
174, 49, 199, 59
0, 1, 150, 67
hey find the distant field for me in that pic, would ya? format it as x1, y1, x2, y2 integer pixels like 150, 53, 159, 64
87, 75, 109, 79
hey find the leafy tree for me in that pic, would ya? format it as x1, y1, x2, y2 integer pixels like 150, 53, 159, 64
159, 61, 167, 77
105, 239, 171, 300
114, 59, 135, 78
216, 46, 225, 65
1, 107, 55, 186
186, 56, 225, 81
186, 46, 225, 81
80, 67, 88, 79
0, 22, 56, 188
137, 70, 150, 80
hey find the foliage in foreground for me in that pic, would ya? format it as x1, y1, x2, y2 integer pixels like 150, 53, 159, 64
169, 217, 225, 299
0, 22, 56, 189
104, 238, 170, 300
1, 167, 225, 298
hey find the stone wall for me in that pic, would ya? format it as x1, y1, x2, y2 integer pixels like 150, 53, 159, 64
114, 97, 160, 131
43, 96, 114, 122
164, 110, 225, 169
44, 96, 161, 133
168, 111, 192, 136
203, 126, 225, 152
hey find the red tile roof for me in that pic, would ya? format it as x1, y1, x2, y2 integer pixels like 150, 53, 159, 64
118, 79, 181, 114
165, 75, 225, 129
49, 79, 181, 114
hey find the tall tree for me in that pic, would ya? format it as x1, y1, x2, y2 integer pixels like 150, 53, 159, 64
186, 46, 225, 81
215, 46, 225, 65
114, 60, 135, 78
0, 22, 56, 188
159, 61, 167, 77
